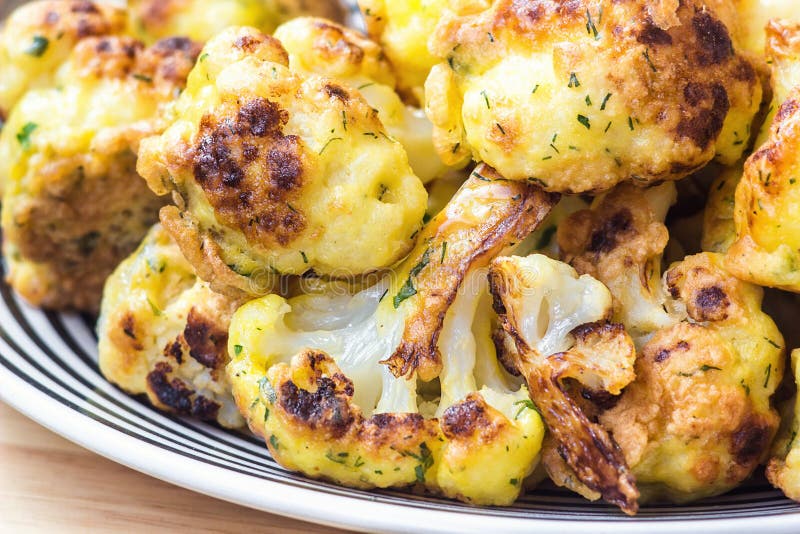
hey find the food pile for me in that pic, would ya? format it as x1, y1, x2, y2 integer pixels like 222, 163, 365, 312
2, 0, 800, 514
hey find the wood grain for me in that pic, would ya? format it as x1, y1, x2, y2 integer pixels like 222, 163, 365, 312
0, 401, 352, 533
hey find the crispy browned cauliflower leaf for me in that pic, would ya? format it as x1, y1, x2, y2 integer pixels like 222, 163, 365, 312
1, 35, 200, 311
137, 26, 429, 299
227, 166, 558, 505
488, 254, 639, 514
98, 225, 245, 428
425, 0, 763, 193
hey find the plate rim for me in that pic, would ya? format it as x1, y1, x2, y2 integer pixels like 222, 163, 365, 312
3, 361, 800, 534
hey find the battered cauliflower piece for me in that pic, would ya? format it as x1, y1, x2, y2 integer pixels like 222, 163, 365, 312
137, 27, 429, 298
1, 35, 201, 311
425, 0, 764, 193
600, 252, 784, 502
227, 166, 558, 505
767, 349, 800, 501
727, 21, 800, 291
735, 0, 799, 54
98, 225, 244, 428
0, 1, 125, 128
559, 182, 681, 339
488, 254, 639, 514
275, 17, 451, 183
128, 0, 344, 44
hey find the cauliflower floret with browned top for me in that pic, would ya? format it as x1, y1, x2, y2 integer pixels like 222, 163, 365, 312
98, 224, 245, 428
600, 252, 784, 502
0, 0, 125, 129
1, 35, 201, 311
559, 182, 680, 339
128, 0, 344, 44
425, 0, 764, 193
726, 20, 800, 292
137, 27, 429, 299
227, 166, 558, 505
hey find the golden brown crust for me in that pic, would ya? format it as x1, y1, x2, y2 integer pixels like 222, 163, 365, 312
382, 164, 559, 381
426, 0, 762, 193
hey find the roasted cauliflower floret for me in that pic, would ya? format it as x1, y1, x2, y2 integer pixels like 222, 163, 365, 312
137, 27, 429, 298
128, 0, 344, 44
726, 21, 800, 292
601, 252, 784, 502
98, 225, 244, 428
767, 349, 800, 501
0, 0, 125, 127
425, 0, 763, 193
559, 182, 680, 339
227, 166, 557, 505
1, 35, 201, 311
489, 254, 639, 514
357, 0, 453, 104
275, 17, 451, 183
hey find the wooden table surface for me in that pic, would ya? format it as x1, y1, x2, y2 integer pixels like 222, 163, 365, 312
0, 401, 352, 532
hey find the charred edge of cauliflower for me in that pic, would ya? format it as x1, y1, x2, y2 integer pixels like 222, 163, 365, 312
227, 170, 555, 505
0, 0, 125, 120
488, 254, 639, 514
0, 34, 201, 311
137, 26, 429, 298
275, 17, 452, 184
424, 0, 763, 194
767, 349, 800, 502
558, 182, 680, 340
97, 224, 245, 428
602, 252, 784, 503
727, 82, 800, 291
383, 164, 559, 381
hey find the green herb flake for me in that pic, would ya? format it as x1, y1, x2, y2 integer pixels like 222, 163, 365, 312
440, 242, 448, 263
740, 379, 750, 396
532, 84, 540, 94
585, 9, 599, 39
357, 82, 375, 90
509, 478, 519, 486
199, 52, 209, 62
764, 363, 772, 388
600, 92, 612, 110
642, 49, 657, 72
133, 73, 153, 83
146, 297, 162, 316
628, 116, 635, 131
233, 344, 243, 356
16, 122, 38, 149
764, 337, 782, 349
513, 399, 540, 420
269, 435, 280, 450
577, 114, 591, 129
568, 72, 580, 88
25, 35, 49, 57
300, 251, 308, 264
496, 122, 506, 135
699, 364, 721, 372
318, 137, 343, 154
480, 89, 491, 109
